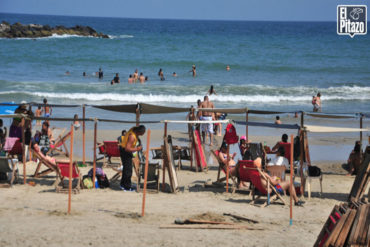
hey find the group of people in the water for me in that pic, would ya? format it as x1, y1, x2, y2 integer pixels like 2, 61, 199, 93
76, 64, 232, 85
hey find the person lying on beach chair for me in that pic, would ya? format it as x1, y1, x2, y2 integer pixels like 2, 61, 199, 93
32, 142, 61, 179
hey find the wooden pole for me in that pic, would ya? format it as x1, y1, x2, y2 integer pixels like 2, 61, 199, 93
136, 105, 140, 127
68, 124, 74, 214
300, 111, 304, 127
246, 112, 249, 142
93, 119, 97, 189
82, 104, 86, 165
162, 122, 167, 192
226, 144, 230, 193
359, 115, 363, 144
299, 130, 305, 196
141, 129, 151, 217
22, 122, 26, 184
290, 134, 294, 226
28, 105, 32, 162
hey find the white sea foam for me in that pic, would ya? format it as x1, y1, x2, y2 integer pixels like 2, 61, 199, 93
3, 91, 367, 104
3, 33, 96, 40
108, 34, 134, 39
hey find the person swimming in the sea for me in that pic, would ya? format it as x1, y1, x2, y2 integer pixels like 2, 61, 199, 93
207, 85, 217, 95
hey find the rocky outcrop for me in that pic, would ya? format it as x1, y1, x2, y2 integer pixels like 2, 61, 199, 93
0, 21, 109, 38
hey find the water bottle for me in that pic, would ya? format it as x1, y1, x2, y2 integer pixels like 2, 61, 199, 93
95, 178, 99, 188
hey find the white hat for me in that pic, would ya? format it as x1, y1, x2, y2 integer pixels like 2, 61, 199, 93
20, 100, 27, 104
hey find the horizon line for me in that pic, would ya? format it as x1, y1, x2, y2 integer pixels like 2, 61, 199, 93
0, 11, 338, 23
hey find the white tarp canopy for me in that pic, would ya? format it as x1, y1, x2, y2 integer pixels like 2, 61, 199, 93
305, 125, 369, 133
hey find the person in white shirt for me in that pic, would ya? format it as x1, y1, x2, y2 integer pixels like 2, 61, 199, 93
267, 146, 289, 170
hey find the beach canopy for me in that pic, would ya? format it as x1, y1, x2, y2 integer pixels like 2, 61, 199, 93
235, 120, 300, 130
0, 102, 18, 115
305, 125, 369, 133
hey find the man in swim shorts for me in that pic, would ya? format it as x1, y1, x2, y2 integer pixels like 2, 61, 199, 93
200, 95, 215, 146
42, 98, 52, 119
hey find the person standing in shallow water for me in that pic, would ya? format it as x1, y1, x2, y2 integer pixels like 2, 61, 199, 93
191, 65, 196, 77
312, 92, 322, 112
158, 68, 165, 81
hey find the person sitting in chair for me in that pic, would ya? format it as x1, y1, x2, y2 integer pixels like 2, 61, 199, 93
218, 142, 237, 170
271, 133, 289, 153
267, 146, 289, 170
345, 141, 363, 176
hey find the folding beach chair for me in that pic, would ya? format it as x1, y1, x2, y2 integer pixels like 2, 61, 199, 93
96, 143, 106, 161
33, 150, 62, 180
55, 161, 81, 193
266, 165, 286, 181
211, 150, 238, 193
0, 157, 18, 187
47, 131, 71, 157
103, 141, 121, 167
239, 160, 286, 207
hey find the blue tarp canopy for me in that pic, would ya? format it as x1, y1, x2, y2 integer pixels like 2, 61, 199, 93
0, 102, 18, 115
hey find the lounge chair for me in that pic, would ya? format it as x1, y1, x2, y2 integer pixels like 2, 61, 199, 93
33, 150, 62, 180
239, 160, 286, 207
55, 161, 81, 193
103, 141, 121, 167
211, 150, 238, 193
0, 157, 18, 187
47, 131, 71, 157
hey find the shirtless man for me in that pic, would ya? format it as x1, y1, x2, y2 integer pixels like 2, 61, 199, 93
200, 95, 214, 145
313, 93, 321, 112
111, 73, 120, 84
133, 69, 139, 82
35, 106, 42, 126
128, 75, 134, 84
139, 72, 145, 83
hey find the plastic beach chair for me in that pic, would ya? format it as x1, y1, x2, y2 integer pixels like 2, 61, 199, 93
103, 141, 121, 167
55, 161, 81, 193
47, 131, 71, 157
211, 150, 238, 193
239, 160, 286, 207
0, 157, 18, 187
33, 150, 62, 180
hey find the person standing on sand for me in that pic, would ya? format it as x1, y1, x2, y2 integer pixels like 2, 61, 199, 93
119, 125, 146, 191
42, 98, 52, 120
200, 95, 215, 146
35, 106, 42, 126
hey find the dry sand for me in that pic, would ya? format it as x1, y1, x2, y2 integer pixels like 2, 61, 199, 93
0, 129, 368, 247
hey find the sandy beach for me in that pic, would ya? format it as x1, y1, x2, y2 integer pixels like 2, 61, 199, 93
0, 128, 366, 247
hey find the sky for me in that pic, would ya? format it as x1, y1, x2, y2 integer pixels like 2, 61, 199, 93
1, 0, 369, 21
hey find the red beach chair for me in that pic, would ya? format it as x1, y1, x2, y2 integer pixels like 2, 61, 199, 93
103, 141, 121, 167
55, 161, 81, 193
239, 160, 286, 207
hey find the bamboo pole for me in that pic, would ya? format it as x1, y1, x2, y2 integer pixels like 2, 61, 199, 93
22, 123, 26, 184
226, 144, 230, 193
246, 112, 249, 142
68, 124, 74, 214
82, 104, 86, 165
141, 129, 151, 217
290, 134, 294, 226
359, 115, 363, 144
162, 122, 167, 192
93, 119, 97, 189
299, 130, 305, 196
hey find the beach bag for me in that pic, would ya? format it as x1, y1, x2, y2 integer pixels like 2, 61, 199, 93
82, 175, 93, 189
97, 174, 110, 189
224, 124, 238, 145
88, 167, 105, 177
308, 166, 321, 177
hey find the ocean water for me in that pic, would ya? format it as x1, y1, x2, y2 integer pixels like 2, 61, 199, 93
0, 13, 369, 122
